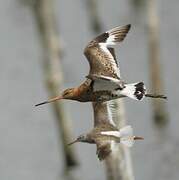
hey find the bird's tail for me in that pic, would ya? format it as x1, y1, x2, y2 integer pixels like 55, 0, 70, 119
120, 82, 146, 100
119, 126, 144, 147
100, 125, 143, 147
119, 126, 134, 147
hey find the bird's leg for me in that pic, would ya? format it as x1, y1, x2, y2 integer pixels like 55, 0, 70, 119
145, 93, 167, 99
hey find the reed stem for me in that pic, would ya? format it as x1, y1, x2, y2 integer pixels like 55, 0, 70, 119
93, 100, 134, 180
29, 0, 78, 172
147, 0, 168, 125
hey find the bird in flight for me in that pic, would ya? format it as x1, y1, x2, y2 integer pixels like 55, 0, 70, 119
68, 122, 143, 161
67, 101, 143, 161
35, 24, 166, 107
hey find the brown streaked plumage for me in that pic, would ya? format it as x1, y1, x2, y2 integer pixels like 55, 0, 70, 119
84, 25, 131, 79
35, 24, 167, 107
35, 79, 121, 106
68, 121, 143, 161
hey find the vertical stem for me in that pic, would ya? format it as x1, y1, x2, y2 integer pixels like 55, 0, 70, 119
109, 99, 134, 180
115, 100, 134, 180
147, 0, 168, 125
92, 100, 134, 180
86, 0, 102, 33
30, 0, 78, 172
131, 0, 145, 8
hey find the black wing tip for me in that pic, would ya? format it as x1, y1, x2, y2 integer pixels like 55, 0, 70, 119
117, 24, 131, 31
96, 144, 112, 161
125, 24, 131, 30
134, 82, 146, 100
110, 24, 131, 32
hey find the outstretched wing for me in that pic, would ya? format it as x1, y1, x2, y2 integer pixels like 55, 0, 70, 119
95, 139, 112, 161
84, 24, 131, 80
86, 74, 124, 91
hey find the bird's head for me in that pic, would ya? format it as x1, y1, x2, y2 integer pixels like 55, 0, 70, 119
68, 134, 87, 145
35, 88, 77, 107
62, 88, 76, 100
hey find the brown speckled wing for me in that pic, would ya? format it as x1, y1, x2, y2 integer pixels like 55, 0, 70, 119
84, 24, 131, 79
95, 139, 111, 161
92, 101, 121, 128
92, 102, 114, 127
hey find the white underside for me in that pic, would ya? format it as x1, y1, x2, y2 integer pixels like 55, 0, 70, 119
91, 75, 145, 101
120, 137, 134, 147
107, 101, 115, 126
101, 130, 121, 137
93, 79, 117, 91
105, 34, 116, 46
120, 83, 137, 100
93, 77, 121, 91
100, 126, 134, 148
120, 82, 146, 101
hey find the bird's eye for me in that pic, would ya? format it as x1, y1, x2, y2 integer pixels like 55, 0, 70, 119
136, 91, 141, 95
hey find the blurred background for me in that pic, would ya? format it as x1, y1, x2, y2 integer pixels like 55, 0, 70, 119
0, 0, 178, 180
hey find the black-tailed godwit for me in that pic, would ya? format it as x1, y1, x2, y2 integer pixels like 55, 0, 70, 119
68, 122, 143, 161
35, 24, 166, 106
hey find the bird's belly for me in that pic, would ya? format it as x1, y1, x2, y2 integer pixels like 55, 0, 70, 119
80, 90, 124, 102
97, 90, 123, 101
93, 80, 117, 91
111, 90, 125, 99
92, 91, 115, 101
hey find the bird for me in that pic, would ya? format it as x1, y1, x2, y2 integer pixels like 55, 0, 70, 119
35, 24, 167, 107
68, 122, 143, 161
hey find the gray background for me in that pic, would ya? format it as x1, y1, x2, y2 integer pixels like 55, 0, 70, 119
0, 0, 178, 180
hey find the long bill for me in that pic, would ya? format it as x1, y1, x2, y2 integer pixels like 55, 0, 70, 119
67, 139, 79, 146
134, 136, 144, 140
145, 93, 167, 99
35, 96, 63, 107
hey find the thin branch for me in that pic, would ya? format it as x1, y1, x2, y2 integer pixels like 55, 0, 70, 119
147, 0, 168, 125
28, 0, 78, 172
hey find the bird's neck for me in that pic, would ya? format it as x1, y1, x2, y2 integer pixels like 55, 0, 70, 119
71, 81, 91, 101
80, 136, 95, 144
